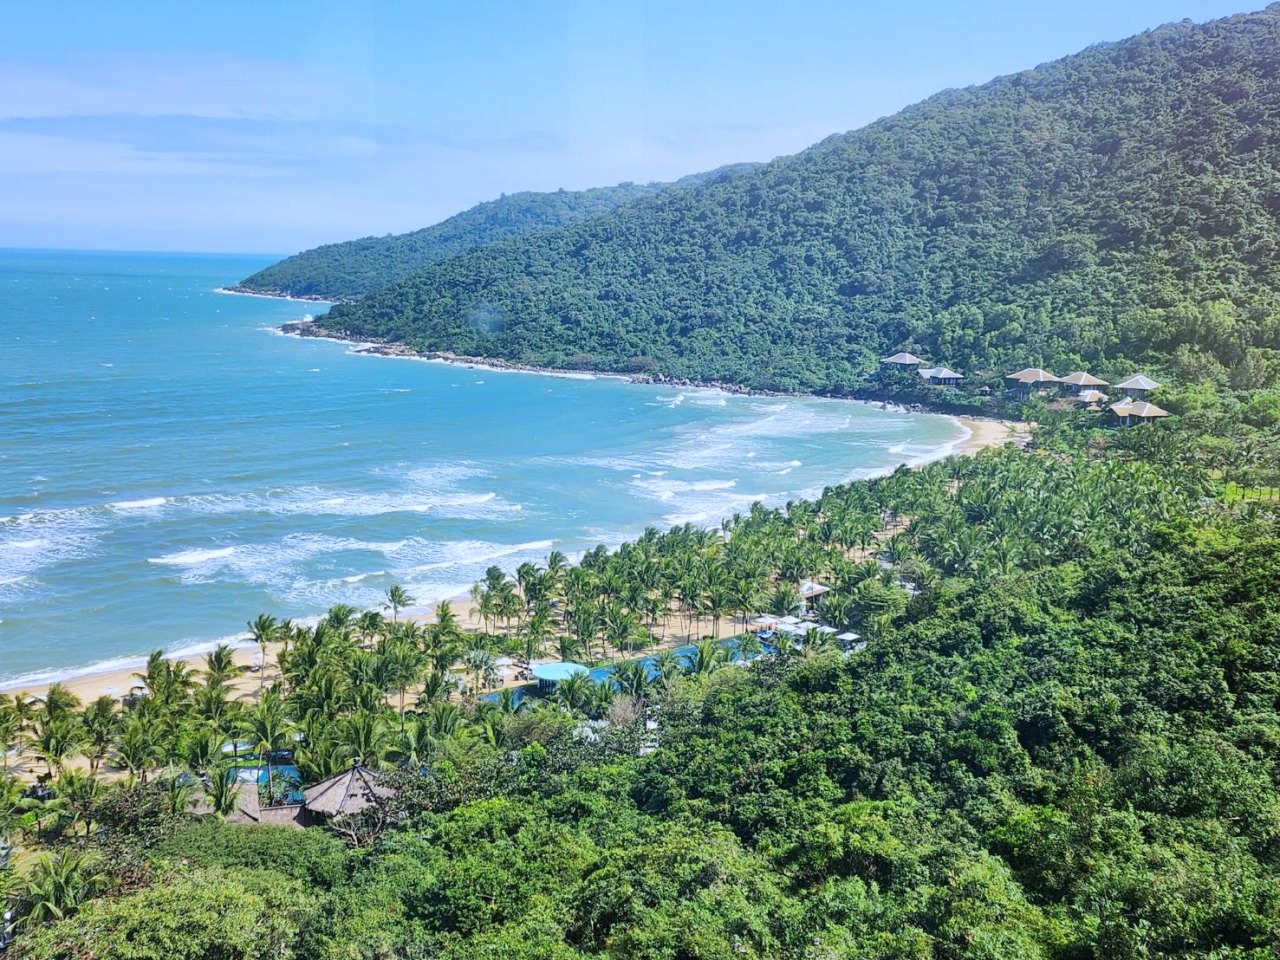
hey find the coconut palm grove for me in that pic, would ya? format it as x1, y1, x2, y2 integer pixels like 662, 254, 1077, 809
5, 7, 1280, 960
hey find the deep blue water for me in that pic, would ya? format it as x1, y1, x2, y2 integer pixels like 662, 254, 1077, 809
0, 249, 964, 688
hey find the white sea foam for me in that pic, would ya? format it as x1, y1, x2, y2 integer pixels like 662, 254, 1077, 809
149, 546, 237, 566
110, 496, 167, 510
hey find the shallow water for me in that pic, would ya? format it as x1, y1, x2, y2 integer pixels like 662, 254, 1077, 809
0, 249, 964, 687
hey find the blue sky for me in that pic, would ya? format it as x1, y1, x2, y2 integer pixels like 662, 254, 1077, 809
0, 1, 1255, 254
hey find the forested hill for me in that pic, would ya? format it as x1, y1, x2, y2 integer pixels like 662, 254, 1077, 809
234, 166, 756, 300
321, 7, 1280, 392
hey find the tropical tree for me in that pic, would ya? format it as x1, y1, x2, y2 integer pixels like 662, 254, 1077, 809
53, 771, 102, 838
246, 614, 279, 689
16, 849, 111, 931
240, 691, 291, 806
385, 584, 413, 623
204, 763, 242, 817
79, 696, 117, 775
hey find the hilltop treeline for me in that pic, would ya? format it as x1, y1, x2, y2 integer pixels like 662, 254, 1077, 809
235, 167, 757, 300
317, 7, 1280, 394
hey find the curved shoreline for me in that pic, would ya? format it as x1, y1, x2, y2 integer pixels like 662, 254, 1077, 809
4, 305, 1025, 700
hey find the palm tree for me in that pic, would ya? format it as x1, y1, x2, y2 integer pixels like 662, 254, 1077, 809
114, 716, 157, 784
40, 684, 80, 722
687, 639, 726, 678
53, 770, 101, 837
385, 584, 413, 623
181, 726, 227, 775
204, 763, 242, 817
240, 691, 290, 806
79, 696, 117, 775
202, 644, 244, 688
734, 631, 764, 662
0, 696, 19, 774
338, 710, 389, 767
553, 674, 595, 715
610, 660, 652, 707
462, 647, 495, 699
247, 614, 278, 689
17, 849, 111, 930
31, 717, 82, 777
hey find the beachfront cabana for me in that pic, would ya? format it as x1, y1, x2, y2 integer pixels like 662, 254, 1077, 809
880, 351, 924, 368
918, 366, 964, 387
798, 580, 831, 599
1057, 371, 1109, 395
1074, 389, 1109, 406
1109, 399, 1171, 426
1005, 368, 1058, 399
1115, 374, 1161, 398
302, 762, 394, 820
532, 661, 588, 694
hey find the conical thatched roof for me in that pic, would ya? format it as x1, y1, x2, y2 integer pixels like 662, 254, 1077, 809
303, 764, 394, 818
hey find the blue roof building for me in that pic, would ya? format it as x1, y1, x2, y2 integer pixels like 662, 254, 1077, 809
531, 661, 588, 694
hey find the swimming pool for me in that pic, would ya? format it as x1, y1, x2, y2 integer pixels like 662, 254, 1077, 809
230, 762, 304, 805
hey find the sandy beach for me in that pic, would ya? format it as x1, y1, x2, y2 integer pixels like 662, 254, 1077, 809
6, 411, 1026, 711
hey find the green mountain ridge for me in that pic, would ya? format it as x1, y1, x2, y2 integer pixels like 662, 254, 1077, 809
319, 6, 1280, 393
235, 165, 759, 300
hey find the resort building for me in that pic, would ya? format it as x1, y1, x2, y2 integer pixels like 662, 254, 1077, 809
1057, 371, 1109, 395
1074, 388, 1109, 407
302, 762, 394, 821
1109, 399, 1171, 426
1115, 373, 1161, 398
798, 579, 832, 617
1005, 367, 1059, 399
532, 661, 589, 695
880, 351, 924, 368
918, 366, 964, 387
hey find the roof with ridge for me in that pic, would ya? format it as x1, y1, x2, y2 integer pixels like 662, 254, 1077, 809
1058, 371, 1109, 387
1005, 367, 1058, 384
881, 351, 924, 365
303, 764, 394, 818
1115, 373, 1161, 391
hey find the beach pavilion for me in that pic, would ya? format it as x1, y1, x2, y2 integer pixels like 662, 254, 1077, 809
1005, 367, 1058, 399
1115, 373, 1161, 399
1109, 399, 1170, 426
1074, 389, 1109, 408
532, 661, 589, 695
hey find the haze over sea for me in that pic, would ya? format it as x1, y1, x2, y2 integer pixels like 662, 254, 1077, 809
0, 249, 965, 688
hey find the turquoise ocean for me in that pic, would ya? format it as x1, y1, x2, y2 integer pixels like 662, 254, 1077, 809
0, 249, 965, 688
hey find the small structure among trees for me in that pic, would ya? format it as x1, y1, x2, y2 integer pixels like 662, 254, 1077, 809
302, 762, 394, 822
1005, 367, 1059, 399
918, 366, 964, 387
1057, 371, 1108, 395
1109, 398, 1170, 426
1115, 373, 1161, 398
880, 351, 924, 369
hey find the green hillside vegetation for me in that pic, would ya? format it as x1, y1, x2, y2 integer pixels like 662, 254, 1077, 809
321, 8, 1280, 400
235, 167, 756, 300
4, 434, 1279, 958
